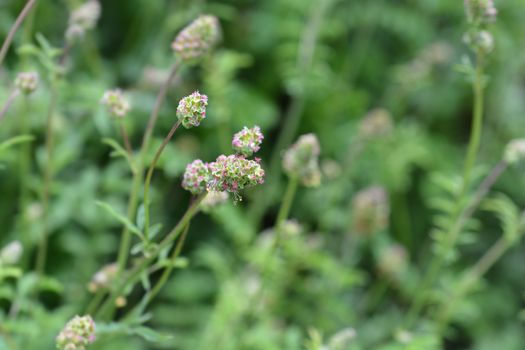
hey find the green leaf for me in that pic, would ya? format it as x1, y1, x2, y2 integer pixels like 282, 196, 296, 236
95, 201, 144, 239
0, 135, 34, 155
102, 137, 136, 173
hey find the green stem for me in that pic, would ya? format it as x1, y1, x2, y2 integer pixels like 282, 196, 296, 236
144, 223, 190, 306
0, 89, 20, 123
18, 96, 32, 267
118, 119, 133, 157
116, 60, 181, 275
36, 82, 58, 276
461, 50, 485, 192
97, 194, 205, 319
86, 289, 105, 316
143, 121, 181, 240
0, 0, 38, 68
275, 177, 298, 228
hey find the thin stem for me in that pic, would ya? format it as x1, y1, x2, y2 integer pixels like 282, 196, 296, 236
36, 83, 58, 276
436, 236, 511, 334
115, 60, 181, 276
143, 121, 181, 240
405, 160, 508, 327
461, 50, 485, 192
145, 223, 190, 306
0, 0, 38, 68
0, 89, 20, 123
118, 120, 133, 156
275, 177, 298, 228
85, 289, 105, 316
97, 194, 206, 319
18, 96, 32, 267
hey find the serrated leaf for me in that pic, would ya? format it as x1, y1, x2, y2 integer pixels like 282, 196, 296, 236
0, 135, 34, 155
95, 200, 144, 239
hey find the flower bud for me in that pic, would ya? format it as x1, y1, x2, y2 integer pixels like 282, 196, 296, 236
87, 263, 118, 293
69, 0, 101, 30
504, 139, 525, 165
358, 108, 393, 139
182, 159, 210, 195
464, 30, 494, 54
200, 191, 229, 212
15, 72, 38, 95
329, 328, 357, 350
232, 126, 264, 157
208, 154, 265, 193
101, 89, 131, 118
282, 134, 321, 187
176, 91, 208, 128
172, 15, 221, 63
0, 241, 23, 265
56, 315, 96, 350
65, 24, 86, 45
278, 219, 303, 237
377, 244, 407, 279
351, 186, 389, 236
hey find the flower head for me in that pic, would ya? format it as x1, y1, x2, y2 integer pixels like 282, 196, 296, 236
504, 139, 525, 165
463, 30, 494, 54
232, 126, 264, 157
172, 15, 221, 63
15, 72, 39, 95
0, 241, 23, 265
182, 159, 210, 195
70, 0, 101, 30
464, 0, 497, 23
88, 263, 118, 293
351, 186, 389, 236
283, 134, 321, 187
377, 244, 407, 279
56, 315, 96, 350
176, 91, 208, 128
208, 154, 265, 193
101, 89, 131, 118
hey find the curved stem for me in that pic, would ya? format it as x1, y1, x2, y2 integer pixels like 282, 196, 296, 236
143, 121, 181, 240
0, 89, 20, 123
116, 59, 181, 275
0, 0, 38, 68
18, 96, 32, 267
97, 194, 205, 319
461, 51, 485, 192
36, 82, 58, 276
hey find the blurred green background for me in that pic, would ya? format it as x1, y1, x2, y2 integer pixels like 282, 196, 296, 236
1, 0, 525, 349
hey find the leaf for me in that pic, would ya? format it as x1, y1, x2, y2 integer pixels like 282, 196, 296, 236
132, 326, 174, 343
0, 135, 34, 155
102, 138, 136, 173
483, 193, 521, 244
136, 203, 145, 231
95, 201, 144, 239
0, 266, 23, 280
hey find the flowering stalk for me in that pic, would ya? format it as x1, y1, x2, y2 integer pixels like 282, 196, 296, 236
143, 121, 181, 240
116, 60, 181, 275
118, 120, 133, 156
275, 176, 298, 228
18, 96, 33, 262
0, 0, 39, 68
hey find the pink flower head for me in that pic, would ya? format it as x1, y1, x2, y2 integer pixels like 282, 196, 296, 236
232, 126, 264, 157
176, 91, 208, 129
208, 154, 265, 193
172, 15, 221, 64
56, 315, 96, 350
182, 159, 210, 195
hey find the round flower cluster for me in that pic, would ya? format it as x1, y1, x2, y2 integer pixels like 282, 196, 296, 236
377, 244, 407, 279
208, 155, 265, 193
359, 108, 393, 139
182, 159, 210, 195
463, 30, 494, 54
172, 15, 221, 63
176, 91, 208, 129
56, 315, 96, 350
67, 0, 101, 44
282, 134, 322, 187
351, 186, 389, 236
504, 139, 525, 165
101, 89, 130, 118
232, 126, 264, 157
88, 263, 118, 293
464, 0, 497, 24
0, 241, 23, 265
15, 71, 39, 95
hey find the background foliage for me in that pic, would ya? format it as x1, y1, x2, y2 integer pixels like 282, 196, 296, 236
1, 0, 525, 349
